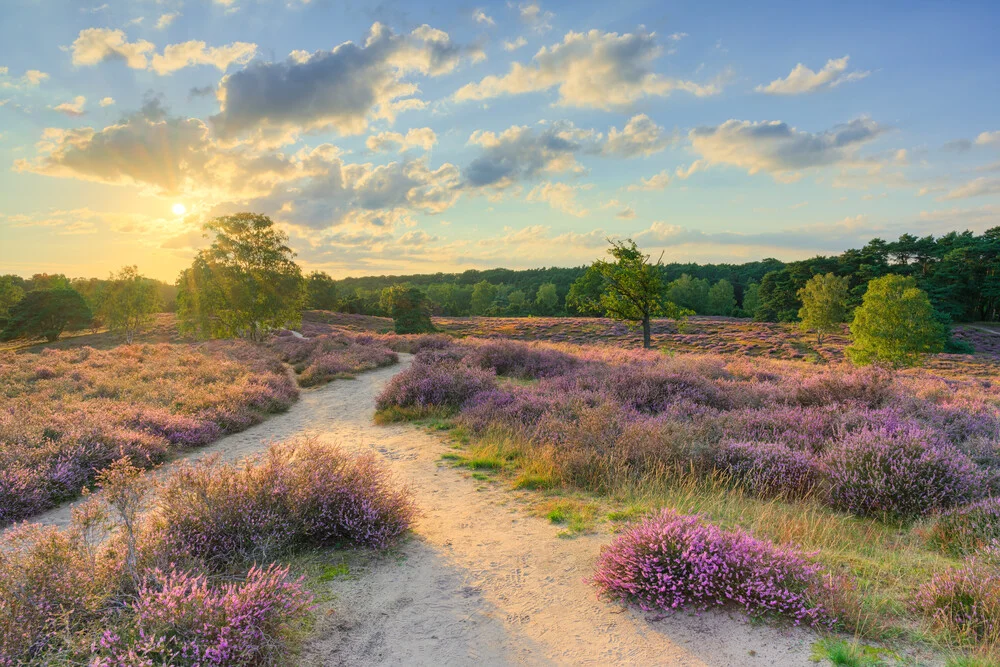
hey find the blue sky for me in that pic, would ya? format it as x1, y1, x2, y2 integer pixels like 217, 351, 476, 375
1, 0, 999, 281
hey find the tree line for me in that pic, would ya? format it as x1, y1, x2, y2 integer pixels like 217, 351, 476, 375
2, 213, 997, 347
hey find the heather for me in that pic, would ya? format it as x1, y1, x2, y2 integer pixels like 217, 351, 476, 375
269, 328, 398, 387
928, 499, 1000, 557
0, 343, 298, 525
914, 554, 1000, 650
376, 336, 1000, 652
592, 510, 835, 626
0, 439, 413, 664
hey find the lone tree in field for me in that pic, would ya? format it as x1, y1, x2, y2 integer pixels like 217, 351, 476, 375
847, 274, 946, 367
0, 288, 92, 342
305, 271, 339, 310
100, 266, 159, 344
381, 285, 435, 334
584, 238, 689, 349
797, 273, 849, 343
177, 213, 304, 341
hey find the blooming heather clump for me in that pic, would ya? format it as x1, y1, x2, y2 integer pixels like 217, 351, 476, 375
376, 354, 495, 411
592, 510, 833, 626
824, 423, 983, 521
270, 330, 398, 387
93, 564, 313, 667
465, 339, 577, 379
715, 441, 822, 499
913, 555, 1000, 647
0, 343, 298, 525
928, 498, 1000, 557
157, 440, 415, 567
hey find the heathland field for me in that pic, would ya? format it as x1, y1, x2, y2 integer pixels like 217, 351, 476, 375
3, 313, 1000, 665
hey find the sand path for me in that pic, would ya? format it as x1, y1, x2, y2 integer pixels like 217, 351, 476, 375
22, 354, 820, 666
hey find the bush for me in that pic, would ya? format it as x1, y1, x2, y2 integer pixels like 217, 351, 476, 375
465, 340, 577, 379
928, 498, 1000, 557
93, 564, 312, 666
715, 441, 821, 499
157, 440, 414, 567
376, 354, 495, 411
592, 510, 834, 627
823, 423, 983, 521
914, 555, 1000, 647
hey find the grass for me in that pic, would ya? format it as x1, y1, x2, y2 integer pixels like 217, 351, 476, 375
810, 638, 899, 666
539, 498, 600, 537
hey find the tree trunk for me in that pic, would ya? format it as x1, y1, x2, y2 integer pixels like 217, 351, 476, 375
642, 315, 651, 349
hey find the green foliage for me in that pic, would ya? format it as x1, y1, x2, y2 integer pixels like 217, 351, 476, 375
0, 275, 26, 324
507, 289, 527, 314
0, 288, 92, 342
706, 279, 736, 316
305, 271, 338, 310
534, 282, 560, 315
847, 274, 946, 367
666, 274, 710, 313
809, 638, 896, 666
382, 285, 435, 334
798, 273, 850, 343
99, 266, 159, 344
586, 239, 690, 348
566, 267, 606, 316
470, 280, 498, 315
741, 281, 761, 318
176, 213, 304, 341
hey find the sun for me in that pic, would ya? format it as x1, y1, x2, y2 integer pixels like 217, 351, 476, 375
171, 203, 187, 216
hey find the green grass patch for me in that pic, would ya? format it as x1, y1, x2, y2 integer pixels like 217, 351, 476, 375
810, 638, 899, 666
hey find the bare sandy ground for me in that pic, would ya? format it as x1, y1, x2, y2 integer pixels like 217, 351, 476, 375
24, 354, 825, 666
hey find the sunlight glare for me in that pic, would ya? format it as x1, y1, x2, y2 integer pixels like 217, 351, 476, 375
171, 203, 187, 216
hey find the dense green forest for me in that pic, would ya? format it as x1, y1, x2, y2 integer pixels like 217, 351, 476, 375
3, 228, 999, 328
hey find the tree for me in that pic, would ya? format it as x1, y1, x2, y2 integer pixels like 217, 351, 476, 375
584, 238, 690, 349
847, 274, 946, 367
665, 274, 710, 314
797, 273, 849, 343
706, 279, 736, 316
99, 266, 159, 344
176, 213, 304, 341
534, 282, 559, 315
470, 280, 497, 316
741, 282, 761, 318
305, 272, 338, 310
382, 285, 435, 334
0, 276, 25, 324
507, 289, 527, 314
566, 267, 605, 316
0, 288, 92, 342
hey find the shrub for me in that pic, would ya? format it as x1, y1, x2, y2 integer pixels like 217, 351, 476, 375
823, 423, 983, 521
592, 510, 834, 626
157, 440, 414, 567
715, 441, 821, 499
376, 355, 495, 411
465, 340, 577, 379
928, 498, 1000, 557
914, 555, 1000, 647
93, 564, 312, 667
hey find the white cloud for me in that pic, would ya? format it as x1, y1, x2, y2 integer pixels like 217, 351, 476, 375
70, 28, 256, 75
603, 114, 672, 157
689, 117, 887, 181
212, 23, 482, 142
517, 2, 554, 33
53, 96, 86, 116
627, 170, 670, 191
99, 96, 115, 107
473, 8, 495, 25
503, 36, 528, 51
756, 56, 870, 95
367, 127, 438, 153
940, 177, 1000, 200
976, 131, 1000, 147
455, 28, 727, 110
0, 66, 49, 89
155, 12, 181, 30
71, 28, 155, 69
150, 40, 257, 75
526, 181, 589, 216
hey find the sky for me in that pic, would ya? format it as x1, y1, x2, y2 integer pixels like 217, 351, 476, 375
1, 0, 999, 282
